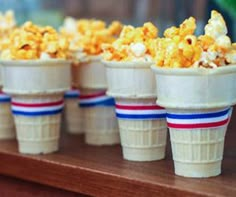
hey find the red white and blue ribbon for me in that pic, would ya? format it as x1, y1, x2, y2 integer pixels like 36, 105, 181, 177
0, 92, 11, 103
64, 89, 80, 99
79, 91, 115, 107
167, 107, 232, 129
11, 99, 64, 116
115, 103, 166, 120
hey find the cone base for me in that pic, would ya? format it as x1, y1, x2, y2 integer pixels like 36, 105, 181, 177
18, 140, 59, 154
64, 99, 84, 135
122, 146, 165, 161
85, 133, 120, 146
83, 103, 119, 146
174, 160, 221, 178
116, 98, 167, 161
0, 129, 15, 140
0, 102, 15, 140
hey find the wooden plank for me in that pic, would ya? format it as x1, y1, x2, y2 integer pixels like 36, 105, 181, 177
0, 175, 85, 197
0, 113, 235, 196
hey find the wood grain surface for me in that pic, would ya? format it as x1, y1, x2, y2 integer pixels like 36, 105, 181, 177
0, 111, 235, 196
0, 175, 86, 197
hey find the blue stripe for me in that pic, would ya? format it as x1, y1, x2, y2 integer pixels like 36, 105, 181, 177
79, 98, 115, 107
116, 113, 166, 120
166, 108, 229, 119
64, 94, 79, 99
0, 98, 11, 103
12, 109, 63, 116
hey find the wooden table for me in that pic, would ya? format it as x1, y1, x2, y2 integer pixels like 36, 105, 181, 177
0, 111, 235, 196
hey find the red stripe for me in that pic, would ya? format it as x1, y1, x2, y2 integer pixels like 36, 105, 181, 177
115, 104, 165, 110
12, 100, 64, 107
167, 118, 229, 129
80, 91, 106, 99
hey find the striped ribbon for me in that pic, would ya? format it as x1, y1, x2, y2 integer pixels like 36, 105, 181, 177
12, 99, 64, 116
0, 92, 11, 103
167, 107, 232, 129
79, 91, 115, 107
64, 89, 80, 99
115, 102, 166, 120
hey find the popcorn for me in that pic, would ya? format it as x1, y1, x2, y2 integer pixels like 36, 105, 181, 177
130, 42, 147, 57
205, 10, 227, 40
0, 10, 15, 32
60, 18, 123, 56
102, 22, 158, 62
1, 21, 69, 60
154, 10, 236, 68
0, 10, 16, 52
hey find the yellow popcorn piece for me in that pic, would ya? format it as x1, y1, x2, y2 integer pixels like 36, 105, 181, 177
102, 22, 158, 61
155, 17, 200, 68
0, 10, 16, 52
1, 21, 69, 60
179, 17, 196, 37
205, 10, 227, 40
60, 18, 123, 56
154, 10, 235, 68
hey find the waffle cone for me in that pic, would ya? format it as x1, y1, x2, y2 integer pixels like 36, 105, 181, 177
64, 98, 84, 134
84, 106, 119, 145
12, 94, 63, 154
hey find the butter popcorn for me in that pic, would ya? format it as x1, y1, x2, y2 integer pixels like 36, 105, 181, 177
1, 21, 69, 60
155, 17, 201, 68
0, 10, 16, 52
102, 22, 158, 62
0, 10, 15, 33
60, 18, 123, 57
154, 10, 236, 68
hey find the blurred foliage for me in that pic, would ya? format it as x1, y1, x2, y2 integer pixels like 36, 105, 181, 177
215, 0, 236, 17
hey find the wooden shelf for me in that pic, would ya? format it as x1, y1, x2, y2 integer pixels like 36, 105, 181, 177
0, 113, 236, 197
0, 175, 85, 197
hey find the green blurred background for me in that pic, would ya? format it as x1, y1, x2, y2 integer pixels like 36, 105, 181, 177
0, 0, 235, 40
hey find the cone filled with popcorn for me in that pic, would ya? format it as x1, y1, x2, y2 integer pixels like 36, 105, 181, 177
60, 18, 84, 135
0, 22, 70, 154
60, 19, 123, 145
103, 22, 168, 161
152, 11, 236, 177
0, 10, 16, 139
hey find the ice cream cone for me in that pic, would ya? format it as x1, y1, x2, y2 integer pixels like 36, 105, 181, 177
115, 98, 167, 161
167, 107, 232, 177
76, 56, 119, 145
77, 56, 107, 89
152, 65, 236, 177
2, 60, 70, 94
1, 59, 70, 154
151, 66, 236, 109
12, 94, 64, 154
0, 65, 15, 139
103, 60, 156, 98
80, 89, 119, 145
0, 92, 15, 139
64, 89, 84, 134
103, 60, 167, 161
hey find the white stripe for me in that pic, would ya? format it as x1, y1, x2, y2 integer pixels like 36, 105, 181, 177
79, 96, 111, 104
168, 108, 228, 115
116, 108, 166, 115
12, 104, 64, 112
65, 90, 79, 95
0, 94, 10, 99
167, 113, 228, 124
116, 102, 157, 107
